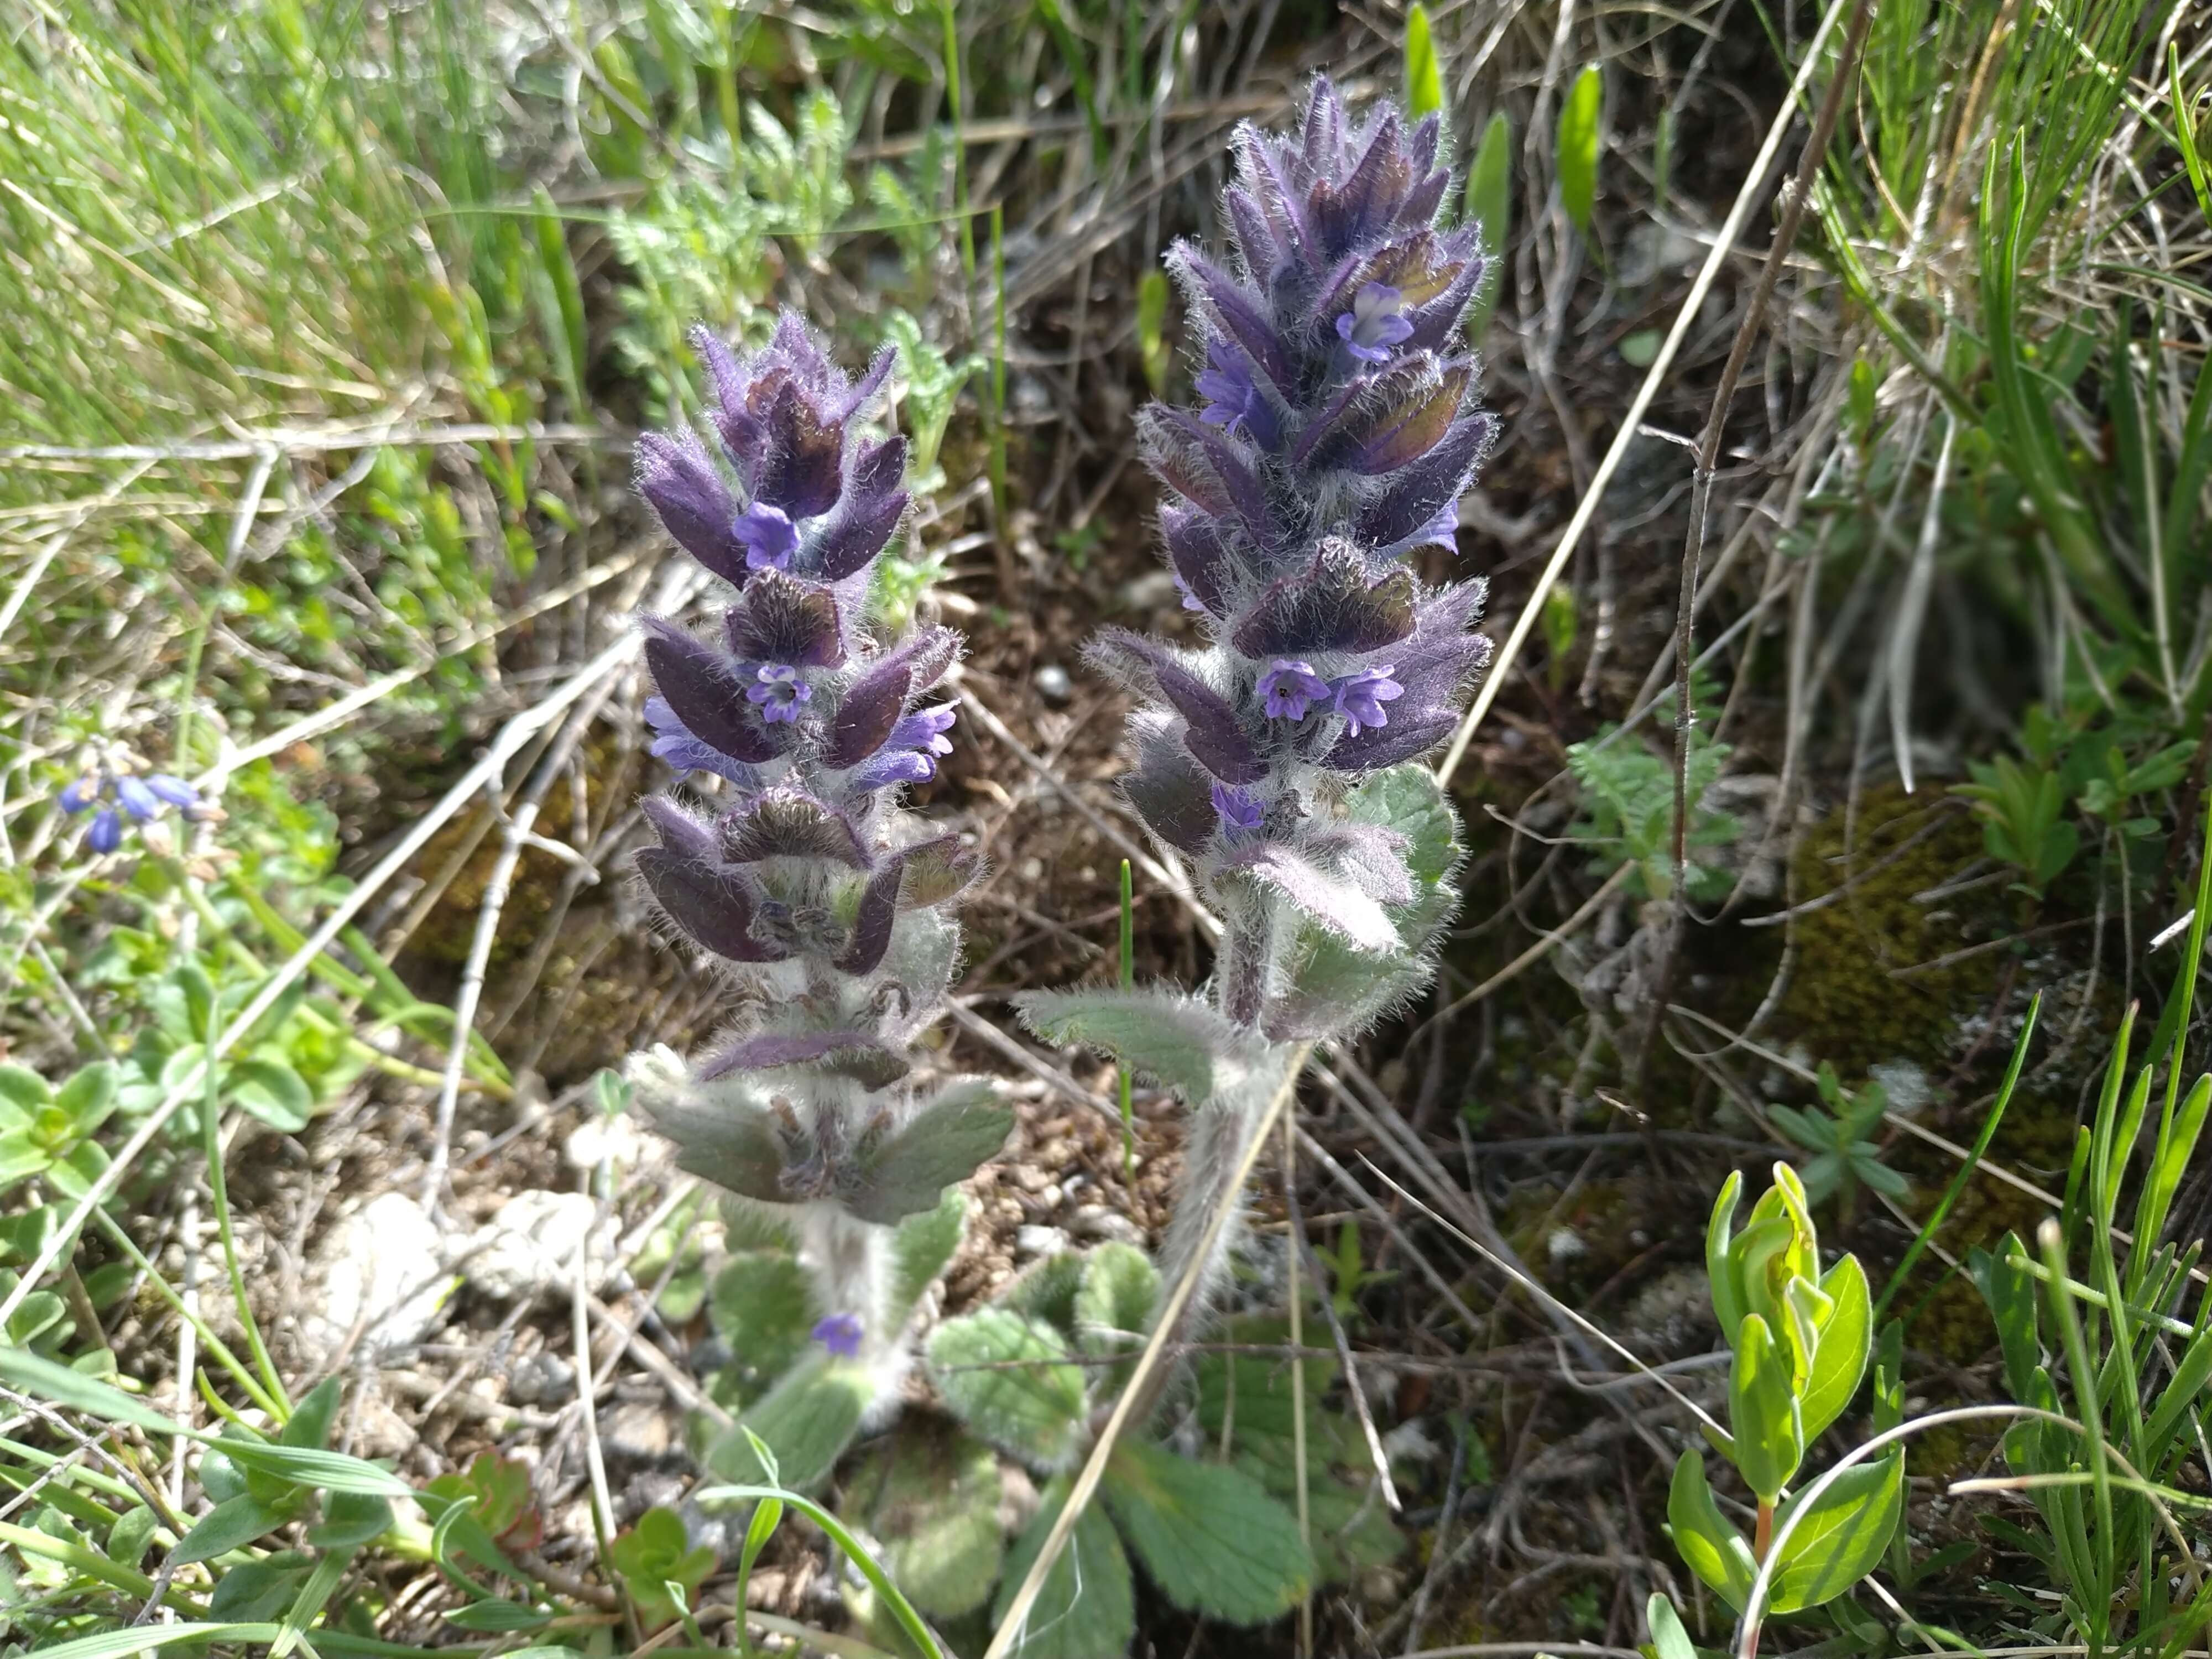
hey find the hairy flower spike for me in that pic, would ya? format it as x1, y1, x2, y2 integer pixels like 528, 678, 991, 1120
626, 315, 1010, 1471
1088, 75, 1495, 1040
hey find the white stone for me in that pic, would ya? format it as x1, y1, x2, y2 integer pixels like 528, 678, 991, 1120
300, 1192, 453, 1363
1014, 1224, 1072, 1261
461, 1190, 619, 1303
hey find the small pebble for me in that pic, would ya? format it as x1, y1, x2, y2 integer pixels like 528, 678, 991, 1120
507, 1350, 576, 1406
1034, 663, 1073, 703
1015, 1224, 1072, 1261
1069, 1204, 1145, 1248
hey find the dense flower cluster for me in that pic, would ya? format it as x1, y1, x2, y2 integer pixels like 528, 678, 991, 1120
1095, 77, 1496, 1030
627, 317, 1003, 1390
60, 768, 200, 853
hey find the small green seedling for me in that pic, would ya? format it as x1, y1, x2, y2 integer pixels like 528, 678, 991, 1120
608, 1506, 717, 1632
1322, 1218, 1396, 1321
1667, 1165, 1899, 1621
1767, 1065, 1908, 1229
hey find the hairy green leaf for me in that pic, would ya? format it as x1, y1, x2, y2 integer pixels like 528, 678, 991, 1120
927, 1311, 1088, 1470
705, 1357, 871, 1493
993, 1478, 1135, 1659
844, 1424, 1004, 1620
1014, 985, 1253, 1103
1101, 1439, 1313, 1623
1073, 1243, 1159, 1361
847, 1087, 1013, 1225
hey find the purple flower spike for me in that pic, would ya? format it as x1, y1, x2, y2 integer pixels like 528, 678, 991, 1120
59, 778, 95, 813
1335, 283, 1412, 364
144, 774, 200, 810
813, 1312, 864, 1358
87, 806, 122, 854
1194, 342, 1280, 449
1332, 665, 1404, 734
113, 775, 161, 821
732, 500, 799, 571
747, 664, 812, 723
1258, 659, 1331, 721
1211, 780, 1265, 833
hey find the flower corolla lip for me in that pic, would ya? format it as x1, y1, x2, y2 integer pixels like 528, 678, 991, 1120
1210, 780, 1265, 832
813, 1311, 864, 1358
1335, 283, 1413, 364
1332, 665, 1405, 734
746, 664, 812, 724
1258, 659, 1331, 721
732, 500, 799, 571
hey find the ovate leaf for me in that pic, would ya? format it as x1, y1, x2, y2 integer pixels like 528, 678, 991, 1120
1799, 1254, 1872, 1442
846, 1086, 1013, 1225
890, 1188, 966, 1318
844, 1424, 1005, 1621
927, 1311, 1088, 1470
709, 1250, 819, 1403
1768, 1451, 1904, 1613
1073, 1243, 1159, 1361
704, 1357, 871, 1493
993, 1478, 1135, 1659
1100, 1439, 1313, 1624
1666, 1450, 1754, 1611
1014, 986, 1253, 1103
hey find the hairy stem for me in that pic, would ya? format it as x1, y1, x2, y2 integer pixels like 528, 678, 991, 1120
1217, 905, 1271, 1030
1133, 1045, 1298, 1424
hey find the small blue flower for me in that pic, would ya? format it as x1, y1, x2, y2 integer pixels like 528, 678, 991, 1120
1194, 342, 1279, 448
891, 703, 957, 761
1173, 574, 1209, 613
813, 1312, 864, 1358
747, 664, 812, 724
1331, 665, 1404, 735
1257, 659, 1332, 721
732, 500, 799, 571
1210, 781, 1265, 834
58, 766, 201, 851
1334, 283, 1412, 365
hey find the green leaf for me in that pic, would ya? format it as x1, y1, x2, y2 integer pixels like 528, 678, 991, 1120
207, 1553, 311, 1621
993, 1477, 1136, 1659
1100, 1439, 1313, 1624
1347, 764, 1459, 888
1466, 111, 1512, 255
648, 1099, 787, 1206
1136, 270, 1171, 398
705, 1357, 872, 1493
1768, 1452, 1904, 1612
847, 1087, 1013, 1225
891, 1188, 968, 1318
305, 1491, 393, 1551
54, 1062, 117, 1136
1648, 1592, 1698, 1659
172, 1493, 292, 1566
0, 1063, 53, 1114
281, 1376, 343, 1451
1729, 1314, 1803, 1502
709, 1250, 820, 1402
844, 1424, 1005, 1621
1073, 1242, 1159, 1361
1000, 1248, 1087, 1337
1799, 1254, 1872, 1443
106, 1505, 160, 1570
442, 1599, 556, 1632
25, 1626, 297, 1659
1014, 985, 1254, 1103
927, 1311, 1088, 1470
229, 1057, 312, 1132
1404, 4, 1444, 121
1666, 1450, 1754, 1611
1556, 65, 1603, 238
214, 1441, 409, 1499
